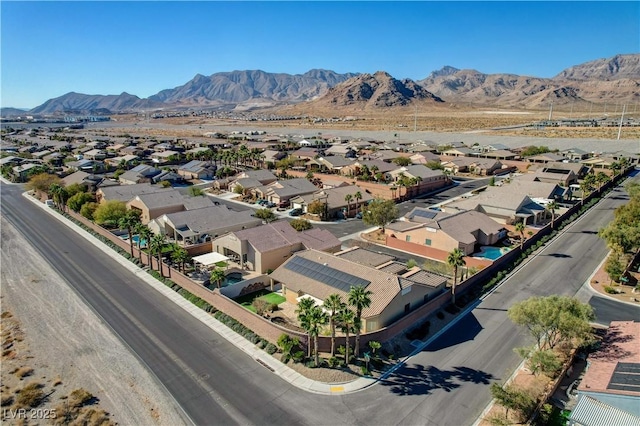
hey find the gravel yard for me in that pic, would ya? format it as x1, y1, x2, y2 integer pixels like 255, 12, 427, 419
0, 217, 189, 426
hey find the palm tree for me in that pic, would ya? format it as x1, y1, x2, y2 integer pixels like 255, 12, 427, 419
580, 174, 596, 205
610, 161, 621, 177
209, 267, 226, 289
324, 294, 345, 358
296, 297, 316, 358
149, 234, 167, 275
307, 305, 329, 367
595, 172, 610, 191
515, 221, 526, 250
118, 212, 141, 256
171, 247, 190, 273
49, 183, 68, 211
546, 200, 558, 228
338, 308, 355, 365
348, 285, 372, 359
344, 194, 353, 218
138, 226, 153, 265
446, 248, 466, 305
354, 191, 363, 215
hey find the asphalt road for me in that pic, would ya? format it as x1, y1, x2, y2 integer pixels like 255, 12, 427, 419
1, 179, 638, 426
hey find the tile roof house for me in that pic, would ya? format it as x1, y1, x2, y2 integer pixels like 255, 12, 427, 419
96, 182, 169, 203
340, 159, 396, 177
127, 189, 214, 224
153, 205, 262, 245
444, 179, 568, 225
118, 164, 161, 185
574, 321, 640, 420
386, 208, 507, 255
289, 185, 374, 219
177, 160, 216, 180
525, 152, 567, 163
254, 178, 318, 205
211, 220, 341, 273
270, 249, 446, 332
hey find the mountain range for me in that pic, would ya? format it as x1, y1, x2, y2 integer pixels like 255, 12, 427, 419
5, 54, 639, 116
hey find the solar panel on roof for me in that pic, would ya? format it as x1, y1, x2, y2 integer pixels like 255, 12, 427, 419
412, 209, 437, 220
284, 257, 370, 292
607, 362, 640, 393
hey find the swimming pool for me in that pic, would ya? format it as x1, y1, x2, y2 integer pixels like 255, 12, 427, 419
474, 246, 510, 260
222, 272, 244, 287
128, 235, 147, 248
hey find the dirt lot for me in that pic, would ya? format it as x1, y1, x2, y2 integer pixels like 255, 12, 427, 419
0, 218, 188, 426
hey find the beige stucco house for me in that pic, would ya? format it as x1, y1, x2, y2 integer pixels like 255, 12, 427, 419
270, 249, 446, 332
211, 221, 341, 273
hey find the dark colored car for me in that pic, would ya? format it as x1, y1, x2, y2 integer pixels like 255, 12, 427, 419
288, 208, 303, 217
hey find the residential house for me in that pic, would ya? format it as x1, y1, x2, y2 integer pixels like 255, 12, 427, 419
260, 150, 286, 165
104, 154, 138, 168
270, 249, 447, 332
289, 184, 374, 219
66, 159, 104, 173
410, 152, 441, 165
236, 170, 278, 185
316, 156, 354, 173
561, 148, 590, 161
290, 147, 318, 161
211, 220, 341, 273
151, 150, 179, 164
441, 157, 476, 175
177, 160, 216, 180
11, 163, 41, 182
119, 164, 162, 185
529, 162, 592, 180
525, 153, 567, 163
468, 158, 505, 176
254, 178, 318, 206
84, 149, 107, 160
571, 321, 640, 424
444, 178, 569, 225
96, 182, 169, 204
127, 189, 214, 224
441, 147, 476, 157
152, 205, 262, 245
473, 149, 518, 161
385, 208, 507, 256
340, 159, 396, 178
386, 165, 450, 198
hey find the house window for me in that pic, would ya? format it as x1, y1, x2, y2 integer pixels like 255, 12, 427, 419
406, 235, 411, 242
425, 239, 431, 246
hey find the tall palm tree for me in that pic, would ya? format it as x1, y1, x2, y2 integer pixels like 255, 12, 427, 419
307, 305, 328, 367
344, 194, 353, 218
595, 171, 610, 191
324, 294, 345, 358
138, 226, 153, 265
118, 212, 141, 256
446, 248, 466, 305
546, 201, 558, 228
209, 267, 226, 289
610, 161, 621, 177
354, 191, 363, 215
149, 234, 167, 275
348, 286, 372, 358
171, 247, 190, 273
296, 298, 316, 358
515, 221, 526, 250
338, 308, 355, 365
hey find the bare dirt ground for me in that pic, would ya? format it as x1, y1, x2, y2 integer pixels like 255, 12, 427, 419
0, 217, 188, 426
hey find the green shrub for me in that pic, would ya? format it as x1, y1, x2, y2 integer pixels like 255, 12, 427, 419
360, 366, 370, 376
328, 356, 340, 368
265, 343, 277, 355
604, 286, 618, 294
69, 388, 93, 408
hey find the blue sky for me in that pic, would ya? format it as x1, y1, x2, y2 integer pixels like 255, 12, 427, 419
1, 1, 638, 109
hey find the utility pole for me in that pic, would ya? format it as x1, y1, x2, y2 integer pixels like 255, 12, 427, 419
414, 105, 417, 132
617, 104, 626, 140
548, 102, 553, 121
588, 102, 593, 120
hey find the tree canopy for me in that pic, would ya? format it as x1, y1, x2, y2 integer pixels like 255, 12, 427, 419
93, 200, 128, 227
26, 173, 62, 193
254, 208, 276, 223
290, 218, 312, 231
508, 295, 594, 351
362, 198, 399, 232
598, 181, 640, 253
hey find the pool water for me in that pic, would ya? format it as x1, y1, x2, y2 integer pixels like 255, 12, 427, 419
222, 273, 243, 287
130, 235, 148, 248
474, 246, 509, 260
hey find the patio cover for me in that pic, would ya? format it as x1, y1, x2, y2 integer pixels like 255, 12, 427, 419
192, 252, 229, 267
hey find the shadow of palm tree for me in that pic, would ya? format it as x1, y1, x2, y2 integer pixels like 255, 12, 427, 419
380, 363, 495, 396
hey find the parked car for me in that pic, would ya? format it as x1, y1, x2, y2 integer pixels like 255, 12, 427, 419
266, 202, 277, 208
289, 208, 303, 217
355, 212, 362, 219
